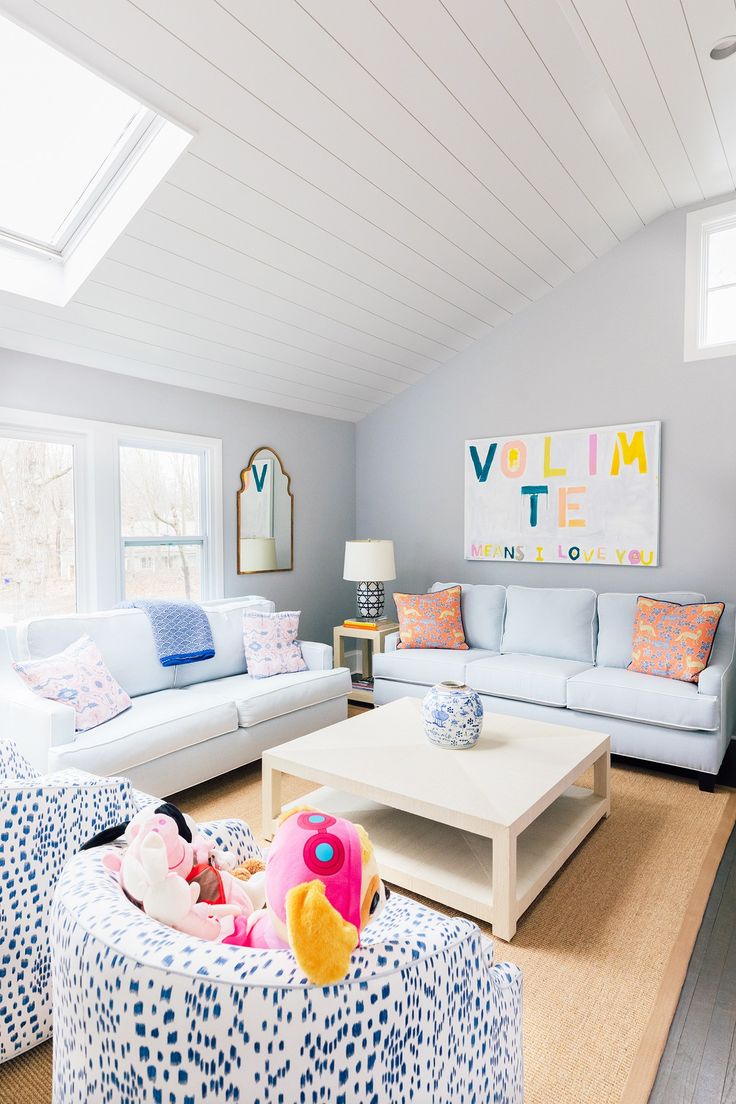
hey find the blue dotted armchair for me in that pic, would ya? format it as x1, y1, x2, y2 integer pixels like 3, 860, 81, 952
50, 823, 523, 1103
0, 739, 153, 1061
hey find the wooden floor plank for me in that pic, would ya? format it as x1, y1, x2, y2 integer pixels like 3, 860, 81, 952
649, 829, 736, 1103
650, 836, 736, 1098
720, 1014, 736, 1103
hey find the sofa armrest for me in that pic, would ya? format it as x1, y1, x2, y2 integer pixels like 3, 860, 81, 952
384, 631, 400, 653
698, 658, 733, 698
0, 690, 76, 772
699, 605, 736, 750
298, 640, 333, 671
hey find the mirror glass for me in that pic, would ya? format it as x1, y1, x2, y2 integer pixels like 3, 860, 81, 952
237, 447, 293, 573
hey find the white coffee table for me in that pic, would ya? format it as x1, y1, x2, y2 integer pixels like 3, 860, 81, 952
262, 697, 610, 940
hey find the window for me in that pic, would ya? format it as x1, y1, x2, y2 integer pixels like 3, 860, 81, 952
0, 14, 191, 305
0, 435, 76, 625
0, 408, 223, 622
685, 199, 736, 360
119, 445, 207, 601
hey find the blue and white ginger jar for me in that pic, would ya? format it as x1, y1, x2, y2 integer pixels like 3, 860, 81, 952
422, 681, 483, 749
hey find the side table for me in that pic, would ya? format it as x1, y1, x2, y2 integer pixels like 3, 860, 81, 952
333, 620, 400, 705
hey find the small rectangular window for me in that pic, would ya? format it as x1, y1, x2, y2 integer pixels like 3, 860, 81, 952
0, 435, 76, 624
685, 199, 736, 360
119, 445, 207, 601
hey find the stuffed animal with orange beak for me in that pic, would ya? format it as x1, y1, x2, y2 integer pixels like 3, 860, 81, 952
244, 807, 389, 985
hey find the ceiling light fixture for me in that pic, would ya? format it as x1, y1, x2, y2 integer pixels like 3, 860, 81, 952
710, 36, 736, 60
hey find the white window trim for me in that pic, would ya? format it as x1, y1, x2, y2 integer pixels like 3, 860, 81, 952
0, 407, 223, 614
685, 197, 736, 362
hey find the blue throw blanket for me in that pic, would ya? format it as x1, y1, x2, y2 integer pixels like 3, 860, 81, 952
123, 599, 215, 667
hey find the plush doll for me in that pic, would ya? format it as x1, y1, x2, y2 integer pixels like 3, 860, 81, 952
245, 807, 390, 985
121, 827, 252, 943
83, 802, 266, 941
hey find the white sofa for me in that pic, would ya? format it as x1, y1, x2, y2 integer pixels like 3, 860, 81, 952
374, 584, 736, 791
0, 597, 351, 795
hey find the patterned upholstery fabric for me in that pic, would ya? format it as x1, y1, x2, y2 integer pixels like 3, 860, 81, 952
629, 596, 725, 682
242, 610, 307, 678
0, 747, 152, 1061
12, 634, 132, 731
395, 585, 468, 650
51, 826, 523, 1103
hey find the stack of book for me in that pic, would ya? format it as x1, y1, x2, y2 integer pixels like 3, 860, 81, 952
343, 616, 393, 631
351, 673, 374, 691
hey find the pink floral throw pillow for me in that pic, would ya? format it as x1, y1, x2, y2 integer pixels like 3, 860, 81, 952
243, 610, 307, 679
12, 635, 132, 732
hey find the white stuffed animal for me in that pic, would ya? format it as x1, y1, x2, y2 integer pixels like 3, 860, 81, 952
132, 831, 249, 943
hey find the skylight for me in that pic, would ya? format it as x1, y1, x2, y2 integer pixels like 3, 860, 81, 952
0, 14, 191, 304
0, 15, 154, 252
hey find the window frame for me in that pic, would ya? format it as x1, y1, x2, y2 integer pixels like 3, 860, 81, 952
0, 13, 192, 307
0, 407, 223, 618
0, 107, 159, 257
685, 198, 736, 362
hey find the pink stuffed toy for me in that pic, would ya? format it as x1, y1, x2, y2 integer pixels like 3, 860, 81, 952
96, 804, 264, 945
244, 807, 389, 984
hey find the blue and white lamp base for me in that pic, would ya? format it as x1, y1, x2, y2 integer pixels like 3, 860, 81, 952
356, 580, 385, 618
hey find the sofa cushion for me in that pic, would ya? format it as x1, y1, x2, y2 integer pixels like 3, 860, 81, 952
629, 597, 725, 682
465, 654, 592, 708
182, 668, 350, 728
16, 610, 176, 698
501, 586, 597, 663
566, 667, 719, 732
48, 689, 239, 776
12, 634, 132, 731
242, 610, 307, 679
596, 592, 707, 669
174, 597, 274, 686
430, 583, 506, 651
373, 647, 497, 687
395, 586, 467, 650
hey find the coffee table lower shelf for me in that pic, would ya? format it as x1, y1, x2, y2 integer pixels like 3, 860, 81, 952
283, 783, 608, 939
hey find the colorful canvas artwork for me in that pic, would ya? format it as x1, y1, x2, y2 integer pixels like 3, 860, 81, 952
464, 421, 660, 566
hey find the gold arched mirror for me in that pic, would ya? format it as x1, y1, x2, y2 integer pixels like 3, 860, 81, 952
237, 447, 293, 573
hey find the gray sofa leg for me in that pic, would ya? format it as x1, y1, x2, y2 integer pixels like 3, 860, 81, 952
698, 772, 717, 793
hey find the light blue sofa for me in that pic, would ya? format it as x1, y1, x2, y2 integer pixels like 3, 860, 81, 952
373, 584, 736, 791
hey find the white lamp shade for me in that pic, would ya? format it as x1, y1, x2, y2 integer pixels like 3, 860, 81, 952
343, 539, 396, 582
240, 536, 277, 571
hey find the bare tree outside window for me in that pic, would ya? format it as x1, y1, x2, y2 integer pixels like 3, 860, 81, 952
120, 446, 204, 601
0, 437, 76, 625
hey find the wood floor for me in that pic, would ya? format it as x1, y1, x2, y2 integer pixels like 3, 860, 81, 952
649, 826, 736, 1104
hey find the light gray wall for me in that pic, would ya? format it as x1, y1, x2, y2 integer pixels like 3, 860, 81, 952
357, 206, 736, 606
0, 351, 356, 643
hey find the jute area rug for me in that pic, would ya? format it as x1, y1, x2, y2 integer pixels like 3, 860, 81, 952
1, 760, 733, 1104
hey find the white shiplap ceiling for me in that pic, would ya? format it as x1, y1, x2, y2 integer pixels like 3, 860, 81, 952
0, 0, 735, 421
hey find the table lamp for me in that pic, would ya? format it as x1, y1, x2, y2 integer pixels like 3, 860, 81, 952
343, 539, 396, 618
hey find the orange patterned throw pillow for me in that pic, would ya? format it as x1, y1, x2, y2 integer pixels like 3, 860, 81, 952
394, 585, 468, 650
629, 596, 724, 683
